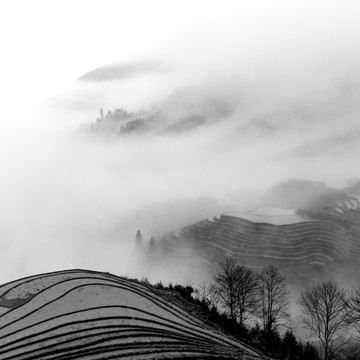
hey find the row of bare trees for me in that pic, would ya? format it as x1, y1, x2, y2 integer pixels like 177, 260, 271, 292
197, 257, 360, 360
197, 257, 290, 332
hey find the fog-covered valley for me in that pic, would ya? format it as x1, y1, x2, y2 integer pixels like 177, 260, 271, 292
2, 71, 360, 285
1, 2, 360, 358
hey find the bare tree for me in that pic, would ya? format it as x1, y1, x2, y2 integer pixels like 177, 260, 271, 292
195, 281, 220, 309
234, 265, 260, 327
213, 257, 238, 321
347, 286, 360, 336
258, 265, 290, 333
214, 258, 261, 327
297, 281, 349, 360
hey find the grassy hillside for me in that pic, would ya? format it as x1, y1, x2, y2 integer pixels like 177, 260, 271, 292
0, 269, 270, 360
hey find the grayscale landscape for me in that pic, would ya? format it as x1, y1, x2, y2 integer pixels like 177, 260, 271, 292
0, 1, 360, 359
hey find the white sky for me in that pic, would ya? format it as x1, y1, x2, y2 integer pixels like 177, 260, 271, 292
1, 1, 359, 108
0, 0, 358, 170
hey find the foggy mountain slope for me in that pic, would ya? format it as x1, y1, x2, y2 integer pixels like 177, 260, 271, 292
3, 0, 360, 292
287, 127, 360, 159
81, 87, 235, 136
0, 270, 268, 360
261, 179, 342, 210
80, 108, 152, 134
154, 183, 360, 284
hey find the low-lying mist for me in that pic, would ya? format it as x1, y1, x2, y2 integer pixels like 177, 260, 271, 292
1, 53, 360, 287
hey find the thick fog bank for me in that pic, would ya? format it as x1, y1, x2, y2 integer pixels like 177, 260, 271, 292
1, 0, 360, 284
1, 70, 360, 285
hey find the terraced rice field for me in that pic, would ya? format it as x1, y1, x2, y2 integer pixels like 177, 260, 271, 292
159, 200, 360, 282
0, 270, 269, 360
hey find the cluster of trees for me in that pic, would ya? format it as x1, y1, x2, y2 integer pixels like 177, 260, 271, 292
136, 255, 360, 359
161, 276, 319, 359
96, 107, 130, 123
199, 258, 290, 333
134, 230, 156, 251
193, 257, 360, 360
119, 118, 149, 134
88, 107, 154, 135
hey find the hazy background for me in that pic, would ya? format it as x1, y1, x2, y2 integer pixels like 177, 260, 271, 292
0, 0, 360, 285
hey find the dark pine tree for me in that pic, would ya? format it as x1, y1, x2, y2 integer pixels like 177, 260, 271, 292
135, 230, 143, 246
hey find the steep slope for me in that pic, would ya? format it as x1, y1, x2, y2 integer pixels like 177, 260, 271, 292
157, 194, 360, 283
0, 270, 268, 360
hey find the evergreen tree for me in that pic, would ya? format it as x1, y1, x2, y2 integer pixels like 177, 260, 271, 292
135, 230, 143, 246
149, 236, 156, 251
281, 330, 299, 360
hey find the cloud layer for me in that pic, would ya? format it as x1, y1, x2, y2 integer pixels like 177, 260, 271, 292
78, 61, 165, 82
1, 1, 360, 288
